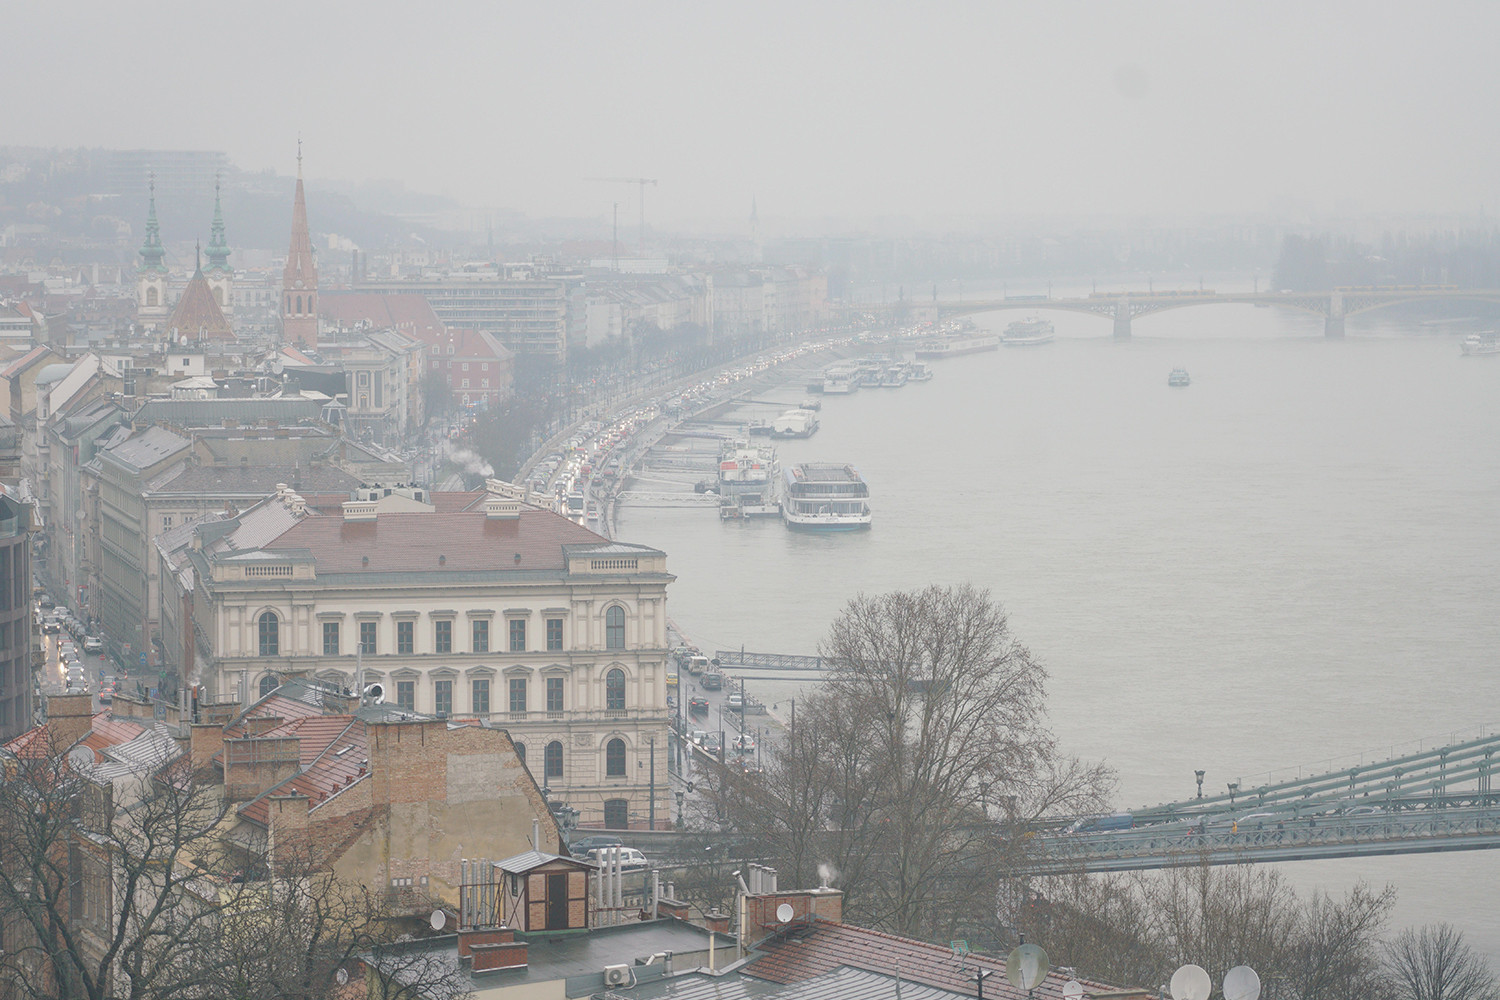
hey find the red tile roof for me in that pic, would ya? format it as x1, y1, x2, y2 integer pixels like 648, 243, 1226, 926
746, 920, 1120, 1000
265, 507, 607, 574
78, 714, 149, 762
237, 715, 369, 827
319, 292, 445, 340
166, 268, 235, 342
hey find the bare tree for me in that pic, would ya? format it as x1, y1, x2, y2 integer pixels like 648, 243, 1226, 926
1384, 924, 1499, 1000
700, 585, 1112, 946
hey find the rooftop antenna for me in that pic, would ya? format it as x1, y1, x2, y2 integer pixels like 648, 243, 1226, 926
1006, 943, 1049, 997
1223, 967, 1262, 1000
1170, 965, 1212, 1000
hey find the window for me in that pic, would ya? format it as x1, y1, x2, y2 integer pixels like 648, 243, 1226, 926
434, 679, 452, 718
434, 619, 452, 653
509, 619, 526, 652
258, 612, 279, 656
546, 618, 563, 651
461, 379, 469, 389
509, 677, 527, 713
545, 740, 563, 779
162, 515, 173, 529
258, 673, 280, 698
603, 798, 629, 830
322, 621, 339, 655
514, 741, 525, 765
397, 620, 414, 654
472, 619, 489, 653
396, 680, 415, 711
546, 676, 564, 712
462, 362, 469, 371
606, 668, 626, 710
472, 678, 490, 716
359, 621, 377, 655
358, 371, 370, 387
296, 294, 302, 313
605, 738, 626, 777
146, 286, 158, 307
482, 363, 489, 372
605, 606, 625, 649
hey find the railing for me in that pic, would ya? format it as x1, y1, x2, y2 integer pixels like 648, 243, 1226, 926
1030, 806, 1500, 875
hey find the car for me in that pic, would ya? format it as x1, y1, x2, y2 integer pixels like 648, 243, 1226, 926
83, 636, 103, 654
569, 834, 623, 858
726, 693, 744, 710
702, 733, 723, 753
732, 734, 756, 754
700, 672, 723, 691
38, 594, 54, 610
583, 847, 648, 872
688, 697, 708, 716
42, 617, 60, 634
689, 729, 708, 747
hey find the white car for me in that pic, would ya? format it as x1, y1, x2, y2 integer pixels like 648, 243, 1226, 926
584, 847, 648, 872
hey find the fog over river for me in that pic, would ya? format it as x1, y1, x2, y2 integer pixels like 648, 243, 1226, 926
618, 297, 1500, 956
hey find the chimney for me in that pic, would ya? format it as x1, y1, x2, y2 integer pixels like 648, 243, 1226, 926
742, 886, 845, 931
45, 692, 96, 752
189, 722, 225, 772
223, 736, 302, 801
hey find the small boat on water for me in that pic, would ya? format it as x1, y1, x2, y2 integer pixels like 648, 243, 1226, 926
914, 333, 1000, 359
1168, 368, 1191, 387
772, 409, 819, 439
1460, 332, 1500, 356
879, 365, 909, 388
798, 397, 822, 411
823, 367, 857, 394
746, 418, 773, 436
907, 362, 934, 381
1003, 316, 1056, 345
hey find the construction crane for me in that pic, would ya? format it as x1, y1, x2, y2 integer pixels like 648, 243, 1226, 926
585, 177, 657, 254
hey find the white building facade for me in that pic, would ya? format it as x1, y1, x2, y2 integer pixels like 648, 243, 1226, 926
180, 488, 675, 831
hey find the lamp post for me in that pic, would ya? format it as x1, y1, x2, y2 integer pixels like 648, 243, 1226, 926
1195, 770, 1206, 799
675, 789, 685, 830
1227, 781, 1239, 807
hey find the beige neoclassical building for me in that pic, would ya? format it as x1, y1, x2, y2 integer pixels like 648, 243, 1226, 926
166, 485, 674, 830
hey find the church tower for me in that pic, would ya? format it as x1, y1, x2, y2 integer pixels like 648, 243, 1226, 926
280, 144, 319, 346
204, 174, 233, 317
137, 176, 170, 330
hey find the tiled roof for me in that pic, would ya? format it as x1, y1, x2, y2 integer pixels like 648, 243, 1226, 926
319, 291, 446, 339
264, 507, 608, 574
77, 713, 149, 762
166, 268, 235, 342
0, 344, 52, 379
630, 966, 972, 1000
745, 921, 1119, 1000
101, 426, 192, 471
236, 715, 368, 827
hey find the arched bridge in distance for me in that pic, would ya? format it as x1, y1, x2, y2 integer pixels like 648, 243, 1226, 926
1028, 729, 1500, 875
919, 287, 1500, 339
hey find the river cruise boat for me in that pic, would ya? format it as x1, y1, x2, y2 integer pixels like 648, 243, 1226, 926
879, 364, 909, 387
1002, 316, 1056, 345
907, 362, 934, 381
1168, 368, 1191, 387
718, 440, 781, 519
1460, 332, 1500, 356
782, 463, 872, 530
914, 332, 1000, 359
771, 409, 819, 438
823, 366, 857, 393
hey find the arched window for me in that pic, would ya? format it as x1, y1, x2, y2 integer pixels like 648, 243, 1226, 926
258, 611, 279, 656
605, 606, 625, 649
146, 286, 158, 307
295, 294, 302, 314
306, 292, 314, 313
545, 740, 564, 780
603, 798, 629, 829
513, 742, 526, 766
285, 294, 292, 312
258, 673, 280, 698
605, 738, 626, 777
605, 668, 626, 710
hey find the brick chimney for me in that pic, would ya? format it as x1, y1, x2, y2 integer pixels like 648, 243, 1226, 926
189, 722, 225, 772
459, 926, 528, 971
743, 887, 844, 931
45, 692, 96, 752
223, 736, 302, 801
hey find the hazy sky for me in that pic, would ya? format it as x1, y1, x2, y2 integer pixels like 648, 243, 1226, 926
8, 1, 1499, 230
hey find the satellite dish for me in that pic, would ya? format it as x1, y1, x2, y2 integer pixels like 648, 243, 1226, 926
67, 747, 94, 771
1006, 943, 1050, 991
1064, 981, 1086, 1000
776, 902, 795, 923
1171, 965, 1213, 1000
1223, 967, 1261, 1000
430, 909, 447, 931
364, 683, 385, 704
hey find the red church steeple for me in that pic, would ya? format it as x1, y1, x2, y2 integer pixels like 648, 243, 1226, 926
280, 141, 319, 346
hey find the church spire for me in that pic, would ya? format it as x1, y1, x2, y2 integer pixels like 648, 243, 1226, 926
139, 174, 167, 274
281, 143, 319, 346
205, 173, 231, 275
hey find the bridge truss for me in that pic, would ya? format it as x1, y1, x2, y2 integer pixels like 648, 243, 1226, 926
1032, 731, 1500, 874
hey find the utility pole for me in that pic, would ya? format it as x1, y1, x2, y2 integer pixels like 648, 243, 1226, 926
587, 177, 658, 254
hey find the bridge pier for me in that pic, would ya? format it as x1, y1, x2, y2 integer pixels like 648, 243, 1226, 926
1325, 291, 1345, 339
1113, 298, 1131, 339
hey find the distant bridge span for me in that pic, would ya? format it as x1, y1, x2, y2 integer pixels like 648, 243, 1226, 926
932, 288, 1500, 338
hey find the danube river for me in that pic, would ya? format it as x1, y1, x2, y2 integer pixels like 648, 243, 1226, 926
616, 298, 1500, 956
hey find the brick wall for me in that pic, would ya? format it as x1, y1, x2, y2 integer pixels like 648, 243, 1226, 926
744, 889, 844, 932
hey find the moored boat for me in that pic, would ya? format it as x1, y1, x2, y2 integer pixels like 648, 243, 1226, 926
1460, 333, 1500, 356
914, 333, 1000, 359
1168, 368, 1191, 387
1003, 316, 1056, 345
783, 463, 872, 530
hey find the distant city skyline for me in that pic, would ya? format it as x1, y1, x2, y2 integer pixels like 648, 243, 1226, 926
8, 1, 1500, 232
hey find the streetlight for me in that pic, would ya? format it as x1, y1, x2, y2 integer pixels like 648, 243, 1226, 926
1227, 781, 1240, 807
1195, 770, 1206, 799
675, 789, 685, 830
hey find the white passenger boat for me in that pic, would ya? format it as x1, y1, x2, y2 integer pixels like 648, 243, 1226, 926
1168, 368, 1191, 387
914, 333, 1000, 359
771, 409, 819, 439
907, 362, 934, 381
823, 367, 857, 393
1003, 316, 1056, 345
1460, 333, 1500, 356
718, 440, 781, 519
783, 463, 872, 530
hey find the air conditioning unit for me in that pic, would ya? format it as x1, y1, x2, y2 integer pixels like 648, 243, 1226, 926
603, 964, 631, 987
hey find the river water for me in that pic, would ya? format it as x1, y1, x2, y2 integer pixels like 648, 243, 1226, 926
616, 296, 1500, 956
